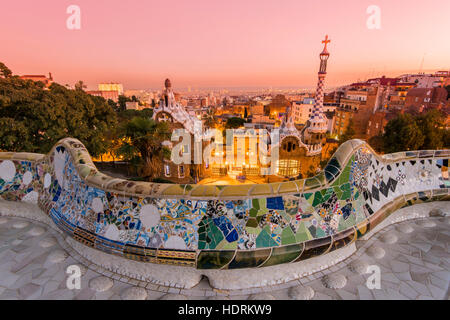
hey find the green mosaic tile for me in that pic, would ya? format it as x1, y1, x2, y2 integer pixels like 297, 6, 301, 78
256, 229, 278, 248
312, 191, 324, 207
340, 183, 352, 200
294, 222, 313, 242
260, 243, 303, 267
226, 248, 271, 269
281, 226, 296, 245
246, 218, 258, 228
198, 217, 224, 249
196, 250, 235, 269
315, 227, 326, 238
294, 236, 332, 262
252, 198, 260, 210
338, 212, 356, 231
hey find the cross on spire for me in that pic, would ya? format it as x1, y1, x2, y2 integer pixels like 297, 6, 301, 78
322, 35, 330, 51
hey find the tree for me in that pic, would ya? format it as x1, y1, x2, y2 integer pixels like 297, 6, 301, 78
0, 72, 117, 157
244, 107, 248, 119
118, 95, 132, 112
204, 107, 218, 128
0, 62, 12, 78
225, 117, 246, 129
117, 108, 153, 121
382, 114, 424, 153
368, 135, 384, 153
339, 118, 355, 145
319, 144, 338, 168
415, 109, 447, 150
74, 80, 87, 91
117, 117, 171, 179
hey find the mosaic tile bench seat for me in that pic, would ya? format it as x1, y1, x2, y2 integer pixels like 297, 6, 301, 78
0, 138, 448, 269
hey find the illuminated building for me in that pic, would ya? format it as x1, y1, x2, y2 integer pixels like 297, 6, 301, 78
98, 82, 124, 95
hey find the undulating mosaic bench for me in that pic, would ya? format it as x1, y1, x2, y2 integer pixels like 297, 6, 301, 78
0, 138, 448, 270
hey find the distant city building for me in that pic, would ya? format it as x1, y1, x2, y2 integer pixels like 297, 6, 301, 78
125, 101, 140, 110
404, 87, 448, 110
399, 71, 449, 88
291, 98, 314, 124
98, 83, 124, 95
266, 94, 291, 118
345, 89, 368, 102
19, 73, 53, 88
86, 90, 119, 102
124, 90, 153, 105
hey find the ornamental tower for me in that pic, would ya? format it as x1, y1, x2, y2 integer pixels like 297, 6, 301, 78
303, 35, 331, 155
162, 78, 175, 108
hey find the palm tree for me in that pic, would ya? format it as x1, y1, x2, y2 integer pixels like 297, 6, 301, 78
204, 107, 218, 129
118, 117, 171, 179
74, 80, 87, 91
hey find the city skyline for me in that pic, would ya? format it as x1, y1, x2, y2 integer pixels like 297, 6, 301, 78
2, 0, 449, 90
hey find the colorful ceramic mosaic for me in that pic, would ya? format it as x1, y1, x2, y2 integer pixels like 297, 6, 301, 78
0, 138, 449, 269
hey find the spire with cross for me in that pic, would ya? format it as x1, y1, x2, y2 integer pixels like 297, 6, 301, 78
302, 35, 331, 153
322, 35, 330, 53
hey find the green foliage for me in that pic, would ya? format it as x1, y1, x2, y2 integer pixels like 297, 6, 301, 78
118, 95, 132, 112
319, 145, 338, 168
382, 113, 425, 153
225, 117, 246, 129
415, 109, 448, 150
117, 117, 171, 179
306, 164, 316, 178
0, 62, 12, 78
368, 135, 384, 153
339, 118, 355, 145
382, 109, 449, 153
0, 65, 117, 156
74, 80, 87, 91
204, 107, 218, 128
117, 108, 153, 121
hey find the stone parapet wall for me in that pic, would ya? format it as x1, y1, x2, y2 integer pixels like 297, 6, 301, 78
0, 138, 448, 269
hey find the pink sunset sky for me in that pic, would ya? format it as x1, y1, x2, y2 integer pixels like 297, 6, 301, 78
1, 0, 449, 90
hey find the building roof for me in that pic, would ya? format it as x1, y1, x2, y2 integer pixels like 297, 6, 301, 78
20, 75, 48, 78
367, 76, 399, 86
406, 87, 447, 98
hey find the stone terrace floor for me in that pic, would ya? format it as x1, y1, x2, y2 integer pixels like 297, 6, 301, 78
0, 213, 448, 300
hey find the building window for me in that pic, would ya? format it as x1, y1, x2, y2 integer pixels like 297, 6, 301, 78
178, 165, 185, 178
276, 160, 300, 177
164, 164, 171, 177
